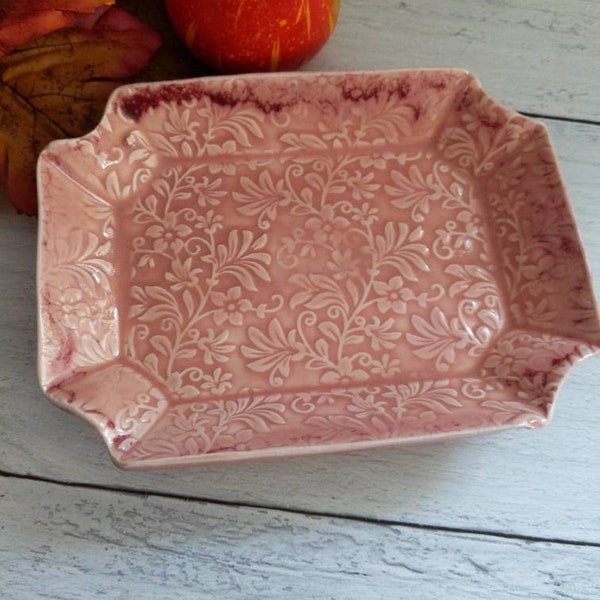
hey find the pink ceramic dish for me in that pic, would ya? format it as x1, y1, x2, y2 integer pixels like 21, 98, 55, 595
37, 69, 600, 469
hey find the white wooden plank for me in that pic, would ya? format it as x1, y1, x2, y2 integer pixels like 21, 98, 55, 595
309, 0, 600, 122
1, 119, 599, 542
1, 475, 598, 600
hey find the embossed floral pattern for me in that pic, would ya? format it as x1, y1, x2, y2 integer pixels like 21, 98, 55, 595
37, 70, 600, 468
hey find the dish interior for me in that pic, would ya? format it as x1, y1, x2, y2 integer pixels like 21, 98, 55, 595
37, 70, 600, 467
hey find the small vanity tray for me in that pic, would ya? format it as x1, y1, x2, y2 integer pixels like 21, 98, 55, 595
37, 69, 600, 468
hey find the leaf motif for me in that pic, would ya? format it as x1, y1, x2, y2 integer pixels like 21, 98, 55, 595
408, 308, 453, 345
182, 289, 195, 319
215, 230, 271, 291
305, 414, 372, 442
290, 289, 313, 309
130, 285, 181, 322
314, 338, 330, 359
232, 171, 289, 225
385, 165, 443, 222
439, 113, 525, 177
374, 223, 429, 280
446, 264, 500, 301
0, 1, 114, 57
151, 131, 178, 157
346, 279, 360, 304
305, 172, 326, 191
76, 330, 117, 365
211, 396, 286, 432
51, 229, 113, 291
200, 104, 264, 148
388, 380, 462, 414
438, 126, 478, 170
406, 308, 461, 371
448, 281, 469, 297
1, 6, 161, 214
345, 335, 366, 346
363, 317, 401, 350
150, 334, 171, 356
374, 222, 405, 256
143, 352, 159, 373
305, 291, 343, 311
289, 272, 348, 311
319, 321, 341, 342
241, 319, 302, 385
280, 132, 328, 151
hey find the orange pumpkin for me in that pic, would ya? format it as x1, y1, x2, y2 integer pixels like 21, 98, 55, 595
165, 0, 340, 73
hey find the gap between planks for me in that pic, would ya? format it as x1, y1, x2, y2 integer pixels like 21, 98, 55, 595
2, 467, 598, 549
520, 112, 600, 127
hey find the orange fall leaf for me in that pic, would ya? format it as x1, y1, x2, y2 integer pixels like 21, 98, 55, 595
0, 0, 115, 56
0, 6, 161, 215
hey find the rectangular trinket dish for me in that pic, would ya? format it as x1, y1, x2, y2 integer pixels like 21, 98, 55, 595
37, 69, 600, 468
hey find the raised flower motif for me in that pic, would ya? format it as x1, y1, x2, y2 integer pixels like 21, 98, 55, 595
321, 357, 369, 385
199, 368, 234, 395
305, 205, 349, 245
59, 287, 93, 329
326, 249, 362, 281
520, 252, 568, 296
146, 212, 192, 253
483, 339, 533, 378
350, 202, 379, 228
211, 286, 253, 326
456, 209, 483, 238
370, 354, 402, 378
195, 209, 224, 235
373, 276, 409, 314
358, 151, 396, 170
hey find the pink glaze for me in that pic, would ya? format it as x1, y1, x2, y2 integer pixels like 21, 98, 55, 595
37, 70, 600, 469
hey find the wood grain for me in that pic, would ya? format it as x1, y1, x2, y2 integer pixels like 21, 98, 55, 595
1, 2, 600, 595
1, 118, 598, 543
309, 0, 600, 122
2, 475, 598, 600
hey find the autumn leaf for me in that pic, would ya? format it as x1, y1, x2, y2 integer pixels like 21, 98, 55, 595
0, 0, 115, 57
117, 0, 207, 83
0, 6, 161, 214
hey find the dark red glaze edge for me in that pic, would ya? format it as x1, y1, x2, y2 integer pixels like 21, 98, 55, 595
118, 73, 452, 122
120, 81, 292, 121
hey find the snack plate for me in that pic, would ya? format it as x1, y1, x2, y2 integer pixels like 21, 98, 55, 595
37, 69, 600, 469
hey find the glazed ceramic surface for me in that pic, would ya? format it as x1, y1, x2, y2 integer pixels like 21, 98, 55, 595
37, 70, 600, 468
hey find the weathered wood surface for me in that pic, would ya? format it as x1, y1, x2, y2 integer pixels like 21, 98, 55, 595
310, 0, 600, 122
2, 475, 599, 600
1, 2, 599, 597
1, 119, 599, 544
